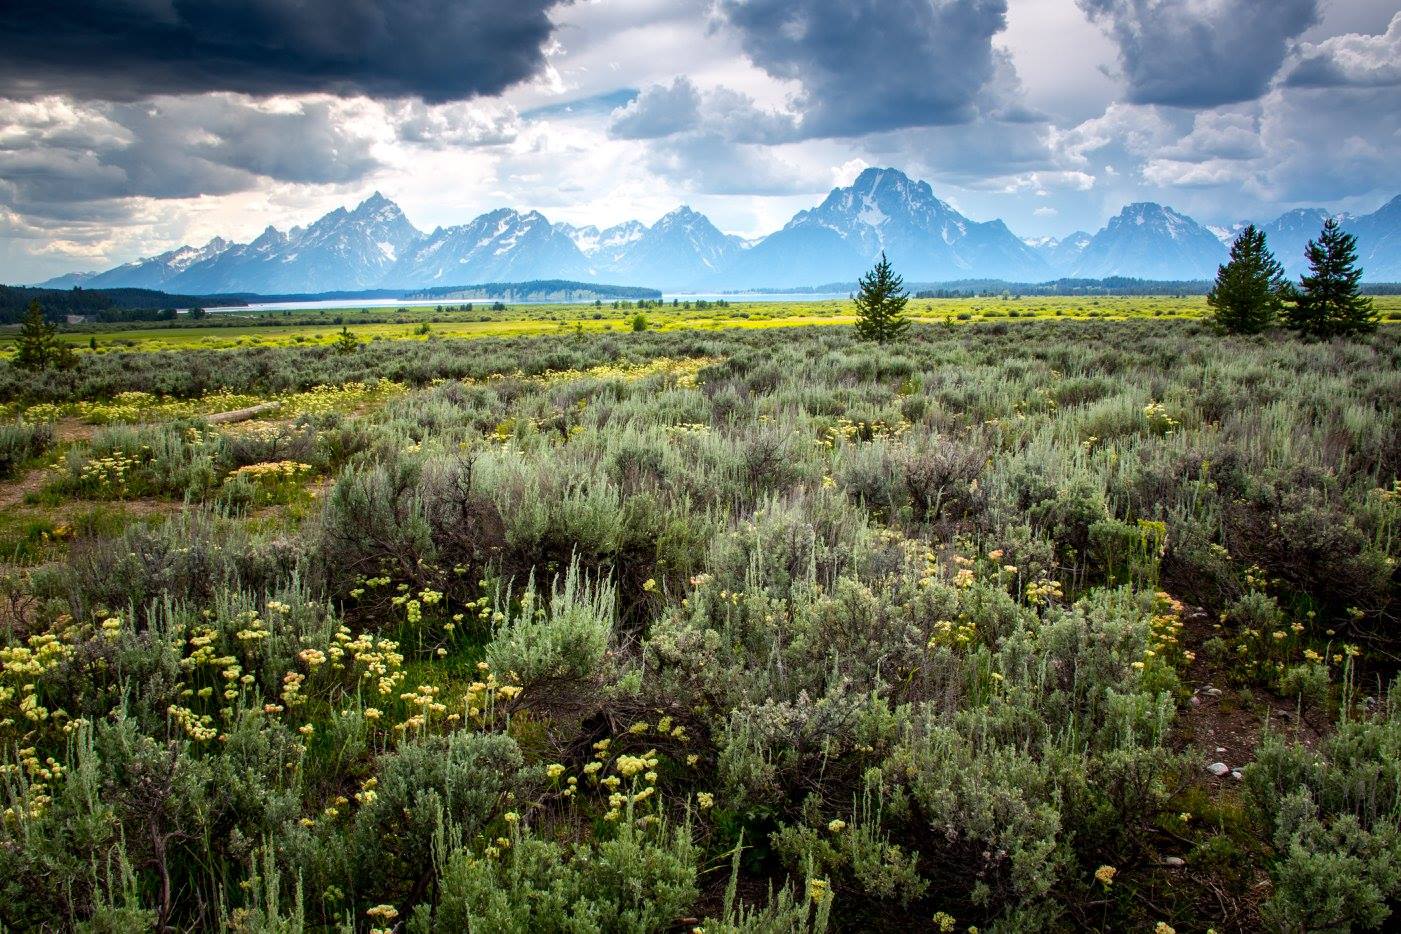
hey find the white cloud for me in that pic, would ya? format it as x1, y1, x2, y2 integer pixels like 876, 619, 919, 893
1284, 12, 1401, 88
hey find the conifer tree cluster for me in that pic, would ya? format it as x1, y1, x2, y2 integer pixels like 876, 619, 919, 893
1208, 217, 1376, 339
854, 252, 910, 344
13, 301, 77, 371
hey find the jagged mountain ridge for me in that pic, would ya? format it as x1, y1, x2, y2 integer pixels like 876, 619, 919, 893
1026, 231, 1093, 272
37, 171, 1401, 291
384, 209, 592, 286
166, 193, 422, 293
724, 168, 1051, 287
1071, 203, 1229, 280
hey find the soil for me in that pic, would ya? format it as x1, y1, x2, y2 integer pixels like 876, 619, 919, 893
1173, 607, 1328, 784
0, 467, 49, 510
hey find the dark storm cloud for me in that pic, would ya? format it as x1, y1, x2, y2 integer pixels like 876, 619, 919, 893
713, 0, 1010, 137
0, 0, 563, 103
1077, 0, 1318, 106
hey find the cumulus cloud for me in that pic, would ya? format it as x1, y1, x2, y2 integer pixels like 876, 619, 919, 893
879, 120, 1064, 188
1051, 102, 1177, 165
391, 101, 521, 148
1140, 157, 1253, 188
1047, 78, 1399, 209
1159, 112, 1263, 161
600, 75, 814, 192
608, 77, 799, 144
1077, 0, 1318, 106
713, 0, 1014, 136
0, 95, 384, 218
608, 79, 704, 139
0, 0, 563, 103
1284, 12, 1401, 89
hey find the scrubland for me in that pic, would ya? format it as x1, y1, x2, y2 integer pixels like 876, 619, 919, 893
1, 318, 1399, 932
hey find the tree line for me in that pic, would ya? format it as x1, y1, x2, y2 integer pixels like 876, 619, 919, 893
853, 218, 1381, 343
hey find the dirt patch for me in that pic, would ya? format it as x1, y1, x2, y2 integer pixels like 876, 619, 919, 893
54, 418, 96, 444
1173, 608, 1327, 784
0, 467, 49, 510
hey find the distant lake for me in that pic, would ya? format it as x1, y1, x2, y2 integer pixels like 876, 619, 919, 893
227, 291, 850, 313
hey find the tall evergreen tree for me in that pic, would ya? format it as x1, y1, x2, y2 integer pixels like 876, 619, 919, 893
1207, 224, 1287, 334
13, 301, 76, 371
853, 252, 910, 344
1285, 218, 1377, 338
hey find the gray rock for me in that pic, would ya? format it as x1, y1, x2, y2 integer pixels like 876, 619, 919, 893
1207, 762, 1230, 777
1164, 856, 1186, 868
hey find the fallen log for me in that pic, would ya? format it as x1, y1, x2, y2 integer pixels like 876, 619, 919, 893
204, 401, 282, 424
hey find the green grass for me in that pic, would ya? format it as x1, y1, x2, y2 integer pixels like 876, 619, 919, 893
4, 295, 1398, 356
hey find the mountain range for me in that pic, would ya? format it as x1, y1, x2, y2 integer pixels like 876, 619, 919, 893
38, 169, 1401, 292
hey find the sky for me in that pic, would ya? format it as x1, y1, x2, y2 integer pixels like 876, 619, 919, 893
1, 0, 1399, 283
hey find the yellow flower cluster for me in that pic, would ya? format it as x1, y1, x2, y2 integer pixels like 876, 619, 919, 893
818, 415, 909, 448
73, 450, 144, 496
228, 460, 312, 483
1, 746, 63, 824
279, 380, 406, 417
396, 684, 448, 733
1143, 401, 1179, 434
1024, 578, 1064, 606
1, 629, 77, 736
1143, 591, 1187, 669
72, 390, 265, 425
168, 703, 219, 742
928, 618, 977, 650
471, 357, 717, 390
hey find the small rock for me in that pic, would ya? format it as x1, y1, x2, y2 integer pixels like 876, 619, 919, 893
1215, 746, 1227, 753
1164, 856, 1186, 868
1231, 770, 1244, 781
1190, 695, 1201, 707
1207, 762, 1230, 777
1205, 687, 1223, 697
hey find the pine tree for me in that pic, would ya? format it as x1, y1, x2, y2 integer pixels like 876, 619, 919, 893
13, 301, 76, 371
333, 325, 360, 355
1285, 218, 1377, 339
853, 252, 910, 344
1207, 225, 1287, 334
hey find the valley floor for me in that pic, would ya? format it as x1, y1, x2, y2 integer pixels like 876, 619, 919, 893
6, 294, 1398, 356
1, 318, 1398, 931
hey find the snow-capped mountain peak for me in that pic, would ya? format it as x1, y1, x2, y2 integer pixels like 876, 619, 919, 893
37, 180, 1401, 292
1072, 203, 1226, 279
